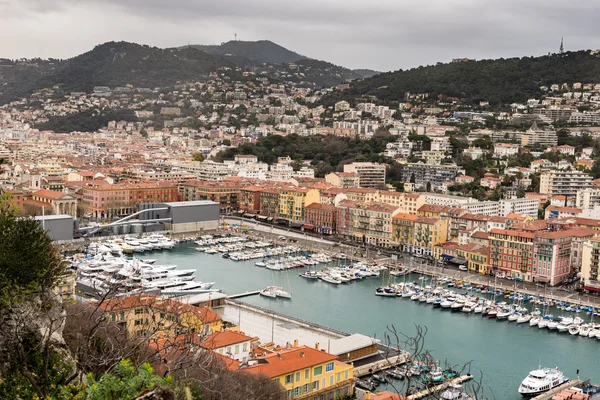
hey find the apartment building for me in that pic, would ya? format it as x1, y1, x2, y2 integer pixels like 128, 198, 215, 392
461, 198, 538, 218
540, 170, 593, 197
532, 230, 573, 286
409, 217, 449, 257
343, 162, 386, 188
181, 180, 240, 212
81, 181, 179, 219
400, 163, 461, 191
392, 213, 418, 250
324, 172, 360, 188
422, 193, 476, 207
278, 187, 320, 223
350, 202, 401, 247
489, 229, 535, 281
576, 188, 600, 209
240, 345, 355, 400
493, 143, 520, 158
98, 294, 223, 338
581, 237, 600, 293
304, 203, 337, 234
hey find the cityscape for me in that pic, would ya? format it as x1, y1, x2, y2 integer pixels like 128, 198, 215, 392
2, 2, 600, 399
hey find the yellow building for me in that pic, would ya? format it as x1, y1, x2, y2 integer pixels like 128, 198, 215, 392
241, 345, 355, 400
392, 213, 417, 249
417, 204, 447, 219
54, 270, 76, 301
278, 187, 320, 222
99, 294, 223, 338
410, 217, 449, 256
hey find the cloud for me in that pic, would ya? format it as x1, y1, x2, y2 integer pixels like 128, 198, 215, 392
1, 0, 600, 71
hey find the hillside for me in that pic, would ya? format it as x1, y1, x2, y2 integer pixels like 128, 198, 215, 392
291, 59, 362, 87
321, 50, 600, 105
185, 40, 305, 65
353, 69, 381, 78
0, 42, 229, 104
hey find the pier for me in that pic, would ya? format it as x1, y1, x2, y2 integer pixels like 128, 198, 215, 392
407, 375, 473, 399
228, 290, 261, 299
531, 379, 583, 399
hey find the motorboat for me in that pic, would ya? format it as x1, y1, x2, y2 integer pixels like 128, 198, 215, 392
376, 286, 398, 297
518, 367, 568, 397
440, 297, 456, 309
556, 317, 574, 332
255, 261, 266, 267
320, 275, 341, 284
529, 316, 541, 327
568, 324, 581, 335
508, 312, 521, 322
578, 324, 592, 337
299, 271, 320, 279
496, 308, 511, 320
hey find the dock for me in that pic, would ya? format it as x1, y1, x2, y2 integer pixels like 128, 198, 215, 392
407, 375, 473, 399
532, 379, 583, 400
228, 290, 261, 299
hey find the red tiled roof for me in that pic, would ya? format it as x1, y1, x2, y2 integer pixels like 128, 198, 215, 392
242, 346, 337, 378
33, 189, 68, 200
201, 331, 254, 350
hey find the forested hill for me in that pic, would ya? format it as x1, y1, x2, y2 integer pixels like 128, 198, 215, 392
0, 42, 229, 105
320, 50, 600, 106
184, 40, 305, 65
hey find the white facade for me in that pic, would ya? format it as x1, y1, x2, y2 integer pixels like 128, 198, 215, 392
493, 143, 520, 158
422, 193, 477, 207
576, 188, 600, 209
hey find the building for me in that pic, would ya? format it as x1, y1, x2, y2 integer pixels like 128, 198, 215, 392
31, 189, 77, 218
581, 237, 600, 293
520, 124, 558, 147
324, 172, 360, 188
35, 215, 74, 241
304, 203, 337, 234
569, 227, 596, 275
422, 193, 476, 207
576, 188, 600, 209
98, 294, 223, 338
540, 170, 593, 198
350, 202, 401, 247
181, 180, 240, 213
81, 181, 179, 220
489, 229, 535, 281
400, 163, 461, 191
461, 198, 539, 218
493, 143, 520, 158
241, 345, 355, 400
392, 213, 418, 250
342, 162, 386, 188
409, 217, 449, 256
139, 201, 220, 234
201, 330, 254, 362
278, 187, 320, 223
532, 230, 572, 286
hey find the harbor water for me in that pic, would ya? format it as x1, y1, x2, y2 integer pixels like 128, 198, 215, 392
150, 242, 600, 399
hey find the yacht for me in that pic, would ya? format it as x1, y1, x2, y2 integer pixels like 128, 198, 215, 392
578, 324, 592, 337
518, 367, 568, 397
517, 314, 532, 324
255, 261, 266, 267
299, 270, 320, 280
259, 286, 277, 298
376, 286, 397, 297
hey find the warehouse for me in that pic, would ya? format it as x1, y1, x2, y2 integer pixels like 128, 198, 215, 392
139, 200, 219, 234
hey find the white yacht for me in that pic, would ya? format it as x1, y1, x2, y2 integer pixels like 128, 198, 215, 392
518, 367, 568, 397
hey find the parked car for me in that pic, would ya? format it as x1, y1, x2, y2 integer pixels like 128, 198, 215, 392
458, 265, 468, 271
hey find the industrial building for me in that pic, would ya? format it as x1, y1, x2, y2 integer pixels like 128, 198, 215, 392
35, 215, 74, 241
139, 200, 220, 234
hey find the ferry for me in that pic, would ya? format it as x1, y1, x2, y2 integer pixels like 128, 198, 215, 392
518, 367, 568, 397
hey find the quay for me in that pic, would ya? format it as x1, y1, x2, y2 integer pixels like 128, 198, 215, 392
532, 380, 583, 400
220, 218, 600, 310
407, 375, 473, 399
217, 300, 409, 377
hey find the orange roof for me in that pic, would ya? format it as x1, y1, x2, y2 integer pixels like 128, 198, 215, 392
472, 231, 490, 240
201, 331, 254, 350
546, 205, 582, 213
416, 216, 439, 225
418, 204, 445, 213
568, 227, 597, 237
242, 346, 337, 378
33, 189, 69, 199
98, 294, 221, 324
369, 392, 404, 400
490, 228, 535, 239
305, 203, 336, 212
393, 213, 418, 222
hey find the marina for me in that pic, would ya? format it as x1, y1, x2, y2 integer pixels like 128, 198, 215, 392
145, 239, 600, 399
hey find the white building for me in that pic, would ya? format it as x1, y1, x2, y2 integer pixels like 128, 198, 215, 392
493, 143, 520, 158
540, 170, 593, 197
422, 193, 477, 207
576, 188, 600, 209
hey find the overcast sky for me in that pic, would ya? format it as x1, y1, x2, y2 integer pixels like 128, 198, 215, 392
1, 0, 599, 71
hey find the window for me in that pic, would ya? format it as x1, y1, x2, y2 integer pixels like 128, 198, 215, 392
226, 346, 232, 355
134, 319, 142, 326
312, 381, 319, 390
135, 308, 143, 315
285, 374, 293, 384
344, 370, 348, 379
294, 387, 300, 396
234, 345, 239, 354
330, 376, 334, 386
314, 366, 323, 376
303, 383, 309, 393
296, 371, 300, 382
325, 362, 334, 372
336, 373, 340, 382
304, 369, 309, 379
243, 342, 248, 352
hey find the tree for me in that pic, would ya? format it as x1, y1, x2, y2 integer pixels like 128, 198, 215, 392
222, 139, 231, 146
426, 181, 432, 192
192, 152, 205, 162
77, 359, 172, 400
